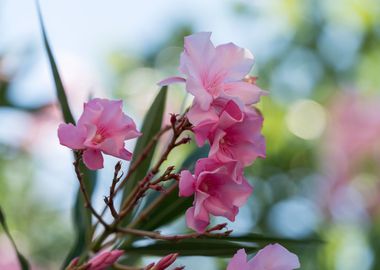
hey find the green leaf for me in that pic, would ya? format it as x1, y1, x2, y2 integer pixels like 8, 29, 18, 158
123, 239, 258, 257
123, 233, 321, 257
223, 233, 324, 246
35, 2, 98, 266
0, 206, 30, 270
120, 86, 168, 224
36, 0, 75, 124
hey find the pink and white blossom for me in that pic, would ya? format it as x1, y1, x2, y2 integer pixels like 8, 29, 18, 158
179, 158, 253, 232
227, 245, 300, 270
58, 98, 141, 170
159, 32, 264, 111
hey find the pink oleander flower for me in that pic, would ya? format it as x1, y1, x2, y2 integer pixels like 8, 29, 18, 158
179, 158, 253, 232
158, 32, 264, 111
67, 250, 124, 270
187, 98, 244, 146
58, 98, 141, 170
227, 245, 300, 270
146, 253, 179, 270
208, 106, 265, 166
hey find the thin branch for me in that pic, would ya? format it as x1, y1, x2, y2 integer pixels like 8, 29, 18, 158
104, 162, 123, 219
127, 182, 178, 229
73, 153, 109, 229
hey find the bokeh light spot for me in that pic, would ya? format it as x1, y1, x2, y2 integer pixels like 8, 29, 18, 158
286, 99, 327, 140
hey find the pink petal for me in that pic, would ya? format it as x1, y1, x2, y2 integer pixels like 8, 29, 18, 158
157, 76, 186, 86
83, 149, 104, 170
186, 76, 213, 111
227, 249, 249, 270
99, 137, 132, 161
179, 170, 196, 197
213, 42, 254, 81
248, 244, 300, 270
58, 123, 85, 150
224, 81, 265, 106
179, 32, 215, 77
185, 206, 209, 233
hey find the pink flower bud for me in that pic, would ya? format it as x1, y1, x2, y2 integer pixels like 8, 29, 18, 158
87, 250, 124, 270
146, 253, 179, 270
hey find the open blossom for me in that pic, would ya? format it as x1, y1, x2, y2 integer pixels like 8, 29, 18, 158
187, 98, 265, 165
208, 106, 265, 166
179, 158, 253, 232
187, 98, 244, 146
58, 98, 141, 170
227, 245, 300, 270
159, 32, 264, 111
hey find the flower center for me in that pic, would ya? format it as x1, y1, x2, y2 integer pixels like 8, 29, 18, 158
92, 129, 107, 145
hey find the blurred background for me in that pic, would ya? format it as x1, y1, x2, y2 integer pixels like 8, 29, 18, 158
1, 0, 380, 269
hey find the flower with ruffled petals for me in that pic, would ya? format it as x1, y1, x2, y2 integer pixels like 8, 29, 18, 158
208, 106, 265, 166
159, 32, 264, 111
58, 98, 141, 170
227, 245, 300, 270
179, 158, 253, 232
187, 98, 244, 146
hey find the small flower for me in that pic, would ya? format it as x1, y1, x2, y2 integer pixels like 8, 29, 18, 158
58, 98, 141, 170
159, 32, 265, 111
179, 158, 253, 232
208, 106, 265, 166
227, 245, 300, 270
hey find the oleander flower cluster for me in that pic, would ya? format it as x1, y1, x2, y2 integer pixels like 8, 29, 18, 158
160, 32, 266, 232
53, 32, 300, 270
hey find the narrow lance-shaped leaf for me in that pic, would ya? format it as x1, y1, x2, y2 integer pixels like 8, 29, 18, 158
35, 1, 98, 266
120, 86, 168, 224
123, 239, 258, 257
0, 206, 30, 270
35, 0, 75, 124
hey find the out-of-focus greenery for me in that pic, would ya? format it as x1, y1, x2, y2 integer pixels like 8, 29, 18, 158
1, 0, 380, 269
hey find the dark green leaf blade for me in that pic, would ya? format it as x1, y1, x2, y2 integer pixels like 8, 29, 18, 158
121, 86, 168, 223
0, 206, 30, 270
224, 233, 324, 246
36, 0, 75, 124
35, 2, 98, 266
123, 239, 258, 257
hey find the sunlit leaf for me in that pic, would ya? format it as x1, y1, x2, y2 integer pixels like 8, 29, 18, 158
36, 0, 75, 124
35, 1, 98, 265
